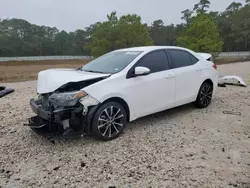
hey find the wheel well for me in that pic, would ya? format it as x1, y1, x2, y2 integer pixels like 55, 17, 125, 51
103, 97, 130, 122
203, 79, 214, 89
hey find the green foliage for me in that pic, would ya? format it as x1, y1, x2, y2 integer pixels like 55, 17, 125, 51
0, 1, 250, 57
218, 2, 250, 51
181, 9, 193, 24
193, 0, 211, 13
177, 13, 223, 53
0, 19, 90, 56
90, 12, 153, 57
149, 20, 179, 46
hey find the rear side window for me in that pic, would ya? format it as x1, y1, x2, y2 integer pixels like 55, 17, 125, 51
190, 54, 199, 64
168, 49, 198, 69
136, 50, 169, 73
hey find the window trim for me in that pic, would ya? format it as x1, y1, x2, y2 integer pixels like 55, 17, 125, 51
126, 49, 171, 79
166, 49, 199, 69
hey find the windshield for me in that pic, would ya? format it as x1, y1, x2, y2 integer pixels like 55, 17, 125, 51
82, 51, 142, 74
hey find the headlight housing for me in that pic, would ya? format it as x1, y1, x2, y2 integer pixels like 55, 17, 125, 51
49, 91, 88, 107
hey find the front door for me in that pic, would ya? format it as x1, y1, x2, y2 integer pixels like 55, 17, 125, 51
124, 50, 175, 119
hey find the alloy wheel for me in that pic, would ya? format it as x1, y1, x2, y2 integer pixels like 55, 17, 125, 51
97, 106, 125, 138
200, 84, 212, 106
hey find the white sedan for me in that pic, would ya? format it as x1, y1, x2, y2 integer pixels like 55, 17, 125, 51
28, 46, 219, 140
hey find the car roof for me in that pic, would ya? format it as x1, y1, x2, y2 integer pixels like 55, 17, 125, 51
115, 46, 190, 53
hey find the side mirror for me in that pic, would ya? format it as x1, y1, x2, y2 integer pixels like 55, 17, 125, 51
134, 66, 150, 76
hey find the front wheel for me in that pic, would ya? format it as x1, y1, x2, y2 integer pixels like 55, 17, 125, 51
195, 82, 213, 108
92, 101, 127, 141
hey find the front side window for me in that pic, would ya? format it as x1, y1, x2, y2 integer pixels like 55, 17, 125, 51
168, 49, 198, 69
82, 51, 142, 74
136, 50, 169, 73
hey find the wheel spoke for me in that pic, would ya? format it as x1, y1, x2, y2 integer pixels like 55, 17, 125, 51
98, 118, 108, 122
205, 85, 209, 93
113, 122, 123, 127
102, 125, 110, 136
200, 95, 205, 101
108, 126, 112, 137
114, 114, 124, 120
112, 123, 119, 133
113, 109, 121, 119
104, 109, 111, 119
110, 106, 114, 118
207, 95, 212, 99
205, 98, 209, 105
201, 99, 205, 105
98, 121, 109, 129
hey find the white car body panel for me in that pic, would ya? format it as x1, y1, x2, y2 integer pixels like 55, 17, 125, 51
37, 68, 110, 94
196, 53, 212, 60
124, 69, 175, 118
173, 62, 204, 106
36, 46, 219, 122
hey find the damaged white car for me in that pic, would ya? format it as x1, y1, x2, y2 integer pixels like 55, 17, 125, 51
27, 46, 219, 140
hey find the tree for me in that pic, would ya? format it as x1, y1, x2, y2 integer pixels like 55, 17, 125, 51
230, 5, 250, 51
226, 2, 242, 12
149, 19, 165, 45
1, 1, 250, 57
177, 13, 223, 53
181, 9, 193, 24
193, 0, 211, 13
90, 12, 153, 57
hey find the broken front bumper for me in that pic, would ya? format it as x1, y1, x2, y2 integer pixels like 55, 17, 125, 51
29, 99, 81, 122
27, 99, 83, 135
27, 98, 99, 136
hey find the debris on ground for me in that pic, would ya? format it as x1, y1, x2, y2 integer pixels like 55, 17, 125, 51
223, 111, 241, 116
0, 86, 15, 98
218, 83, 227, 87
218, 75, 247, 87
0, 86, 6, 91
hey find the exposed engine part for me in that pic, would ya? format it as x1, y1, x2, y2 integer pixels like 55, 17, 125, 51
62, 119, 70, 130
55, 78, 108, 93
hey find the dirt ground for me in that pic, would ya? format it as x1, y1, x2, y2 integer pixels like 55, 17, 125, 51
0, 59, 89, 83
0, 57, 245, 83
0, 62, 250, 188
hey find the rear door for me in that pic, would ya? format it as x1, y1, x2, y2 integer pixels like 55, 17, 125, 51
166, 49, 204, 106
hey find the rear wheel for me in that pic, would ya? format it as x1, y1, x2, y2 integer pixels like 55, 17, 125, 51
92, 101, 127, 141
195, 82, 213, 108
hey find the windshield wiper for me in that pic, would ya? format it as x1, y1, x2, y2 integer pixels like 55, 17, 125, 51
83, 70, 106, 74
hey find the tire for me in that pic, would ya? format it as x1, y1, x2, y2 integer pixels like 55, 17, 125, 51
92, 101, 127, 141
195, 82, 213, 108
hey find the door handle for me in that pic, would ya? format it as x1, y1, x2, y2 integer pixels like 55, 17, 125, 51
165, 74, 174, 79
196, 68, 202, 71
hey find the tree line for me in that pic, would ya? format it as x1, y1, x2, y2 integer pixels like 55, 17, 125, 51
0, 0, 249, 57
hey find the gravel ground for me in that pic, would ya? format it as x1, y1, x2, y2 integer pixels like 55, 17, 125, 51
0, 62, 250, 188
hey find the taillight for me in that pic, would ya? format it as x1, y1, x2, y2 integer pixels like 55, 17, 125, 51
213, 64, 217, 70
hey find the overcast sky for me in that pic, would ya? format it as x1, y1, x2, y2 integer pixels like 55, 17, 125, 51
0, 0, 245, 31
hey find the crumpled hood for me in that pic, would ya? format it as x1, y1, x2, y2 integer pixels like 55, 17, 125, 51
37, 68, 110, 94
